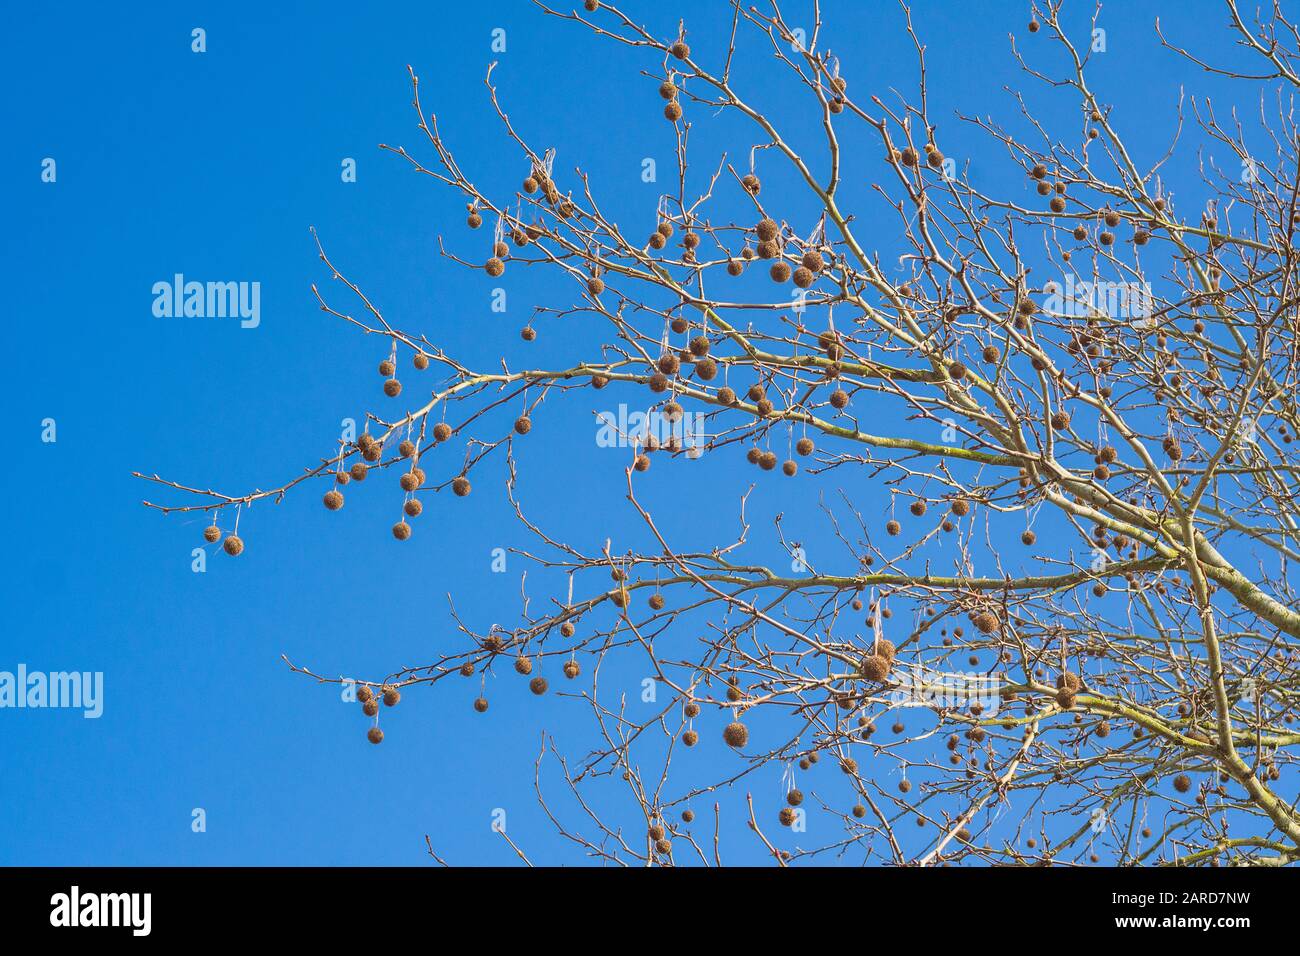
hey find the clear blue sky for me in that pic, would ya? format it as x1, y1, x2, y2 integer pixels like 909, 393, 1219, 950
1, 0, 1252, 864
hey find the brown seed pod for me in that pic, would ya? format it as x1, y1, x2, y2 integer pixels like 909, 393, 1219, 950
770, 261, 792, 283
1021, 530, 1037, 546
951, 498, 970, 517
357, 685, 374, 703
559, 621, 576, 638
522, 176, 538, 193
514, 416, 532, 436
529, 676, 548, 695
203, 525, 221, 543
840, 757, 858, 774
792, 266, 814, 288
852, 804, 866, 819
717, 386, 737, 406
382, 686, 401, 707
452, 476, 472, 497
801, 250, 824, 272
909, 500, 927, 517
367, 727, 384, 745
473, 697, 489, 713
1050, 410, 1071, 430
378, 359, 395, 377
723, 721, 749, 748
392, 521, 412, 541
350, 462, 368, 481
398, 439, 416, 458
514, 655, 533, 676
669, 40, 690, 59
467, 212, 482, 229
741, 173, 760, 194
362, 699, 379, 717
1099, 231, 1115, 246
795, 437, 814, 456
383, 379, 402, 398
778, 807, 796, 827
433, 422, 452, 442
900, 146, 919, 167
1031, 163, 1048, 179
323, 489, 344, 511
756, 218, 780, 241
485, 257, 505, 277
399, 472, 420, 492
664, 101, 682, 122
682, 729, 699, 747
587, 276, 605, 296
648, 593, 666, 610
860, 654, 890, 682
222, 535, 244, 557
1173, 773, 1192, 794
782, 460, 797, 476
829, 389, 849, 409
563, 660, 580, 679
658, 80, 677, 100
886, 519, 901, 536
758, 451, 778, 471
955, 827, 972, 843
402, 498, 422, 518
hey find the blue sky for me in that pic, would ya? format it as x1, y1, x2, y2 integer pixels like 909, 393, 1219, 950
1, 0, 1258, 865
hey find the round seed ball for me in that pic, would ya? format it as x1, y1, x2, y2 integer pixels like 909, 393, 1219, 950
452, 476, 472, 497
324, 490, 344, 511
392, 521, 412, 541
723, 721, 749, 748
529, 676, 548, 695
473, 697, 489, 713
367, 727, 384, 744
383, 379, 402, 398
433, 422, 452, 442
860, 654, 890, 681
203, 525, 221, 543
222, 535, 244, 556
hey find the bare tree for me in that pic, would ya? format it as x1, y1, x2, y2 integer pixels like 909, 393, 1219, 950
137, 0, 1300, 866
